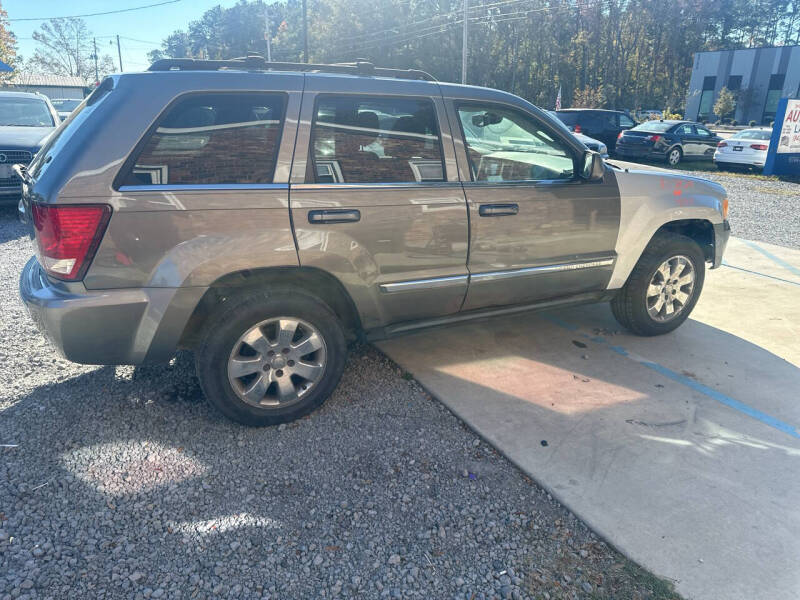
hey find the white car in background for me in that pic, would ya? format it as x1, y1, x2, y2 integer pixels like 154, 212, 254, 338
547, 111, 608, 157
713, 128, 771, 171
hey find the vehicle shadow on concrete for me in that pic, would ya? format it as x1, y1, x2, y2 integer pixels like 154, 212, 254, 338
377, 302, 800, 600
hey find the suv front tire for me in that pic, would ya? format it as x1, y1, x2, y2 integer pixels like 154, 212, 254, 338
611, 232, 705, 336
195, 288, 347, 426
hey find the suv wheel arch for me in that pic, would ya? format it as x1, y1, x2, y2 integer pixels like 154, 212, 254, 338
180, 267, 363, 349
651, 219, 715, 263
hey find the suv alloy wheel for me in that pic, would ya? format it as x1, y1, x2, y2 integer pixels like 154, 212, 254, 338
195, 288, 347, 426
611, 233, 705, 336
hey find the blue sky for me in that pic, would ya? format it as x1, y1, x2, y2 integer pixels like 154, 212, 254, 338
5, 0, 242, 71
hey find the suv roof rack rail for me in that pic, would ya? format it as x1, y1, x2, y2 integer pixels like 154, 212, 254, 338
147, 55, 437, 82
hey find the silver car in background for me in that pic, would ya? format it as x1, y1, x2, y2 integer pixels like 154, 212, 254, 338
713, 128, 771, 171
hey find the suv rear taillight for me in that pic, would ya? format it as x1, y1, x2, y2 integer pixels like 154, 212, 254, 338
574, 124, 582, 133
32, 204, 111, 281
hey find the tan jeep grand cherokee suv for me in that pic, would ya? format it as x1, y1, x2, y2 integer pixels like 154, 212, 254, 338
19, 58, 730, 425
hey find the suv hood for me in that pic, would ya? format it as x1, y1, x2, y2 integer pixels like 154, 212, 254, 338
0, 126, 54, 150
606, 160, 726, 197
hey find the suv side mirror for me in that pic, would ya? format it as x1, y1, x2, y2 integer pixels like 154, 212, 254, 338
581, 151, 605, 182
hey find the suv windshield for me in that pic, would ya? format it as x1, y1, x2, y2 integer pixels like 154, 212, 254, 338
0, 97, 54, 127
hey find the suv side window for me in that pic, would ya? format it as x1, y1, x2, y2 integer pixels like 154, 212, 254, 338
619, 114, 635, 128
119, 92, 285, 186
309, 95, 444, 183
457, 104, 574, 182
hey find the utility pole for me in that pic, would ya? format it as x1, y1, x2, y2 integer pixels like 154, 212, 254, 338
264, 7, 272, 62
510, 25, 517, 94
92, 37, 99, 84
116, 35, 123, 72
302, 0, 308, 63
461, 0, 468, 84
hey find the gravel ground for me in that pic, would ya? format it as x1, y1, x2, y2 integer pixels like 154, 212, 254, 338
0, 205, 680, 600
675, 170, 799, 248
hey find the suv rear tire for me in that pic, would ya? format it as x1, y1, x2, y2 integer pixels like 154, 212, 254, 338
195, 288, 347, 426
610, 233, 705, 336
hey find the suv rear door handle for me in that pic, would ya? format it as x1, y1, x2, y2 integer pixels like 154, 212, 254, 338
479, 203, 518, 217
308, 209, 361, 224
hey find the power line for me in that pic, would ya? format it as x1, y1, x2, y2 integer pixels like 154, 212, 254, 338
120, 36, 162, 45
334, 0, 604, 52
337, 0, 607, 55
8, 0, 183, 22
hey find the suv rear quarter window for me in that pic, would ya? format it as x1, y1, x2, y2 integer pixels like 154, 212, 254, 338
119, 92, 285, 186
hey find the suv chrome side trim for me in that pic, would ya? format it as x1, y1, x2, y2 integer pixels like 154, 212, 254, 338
470, 258, 615, 283
118, 183, 289, 192
380, 274, 468, 293
380, 257, 614, 293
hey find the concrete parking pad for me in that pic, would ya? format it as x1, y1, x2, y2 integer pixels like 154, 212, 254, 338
378, 237, 800, 600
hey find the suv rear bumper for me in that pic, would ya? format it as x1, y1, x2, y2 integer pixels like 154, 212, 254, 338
19, 256, 206, 365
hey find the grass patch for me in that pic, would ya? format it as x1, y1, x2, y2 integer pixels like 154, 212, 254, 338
617, 563, 682, 600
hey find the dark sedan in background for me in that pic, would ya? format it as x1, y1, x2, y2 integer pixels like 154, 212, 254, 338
615, 120, 722, 167
0, 91, 58, 205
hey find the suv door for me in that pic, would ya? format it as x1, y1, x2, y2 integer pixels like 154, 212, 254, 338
448, 100, 620, 311
289, 81, 468, 331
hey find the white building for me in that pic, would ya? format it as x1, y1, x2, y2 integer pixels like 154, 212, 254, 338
686, 45, 800, 125
2, 74, 88, 101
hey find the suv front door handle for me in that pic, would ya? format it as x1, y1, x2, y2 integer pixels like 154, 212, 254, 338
479, 203, 519, 217
308, 209, 361, 224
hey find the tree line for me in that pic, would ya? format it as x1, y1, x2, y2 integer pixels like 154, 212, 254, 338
3, 0, 798, 112
147, 0, 799, 113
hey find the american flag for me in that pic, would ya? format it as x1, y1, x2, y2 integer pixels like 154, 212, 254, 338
555, 85, 562, 110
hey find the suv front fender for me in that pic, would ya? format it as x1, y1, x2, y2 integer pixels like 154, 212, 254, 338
608, 167, 728, 289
